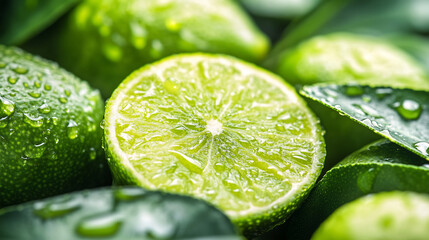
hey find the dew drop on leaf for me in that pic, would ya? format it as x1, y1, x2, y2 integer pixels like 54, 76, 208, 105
76, 213, 122, 237
414, 142, 429, 155
392, 99, 422, 120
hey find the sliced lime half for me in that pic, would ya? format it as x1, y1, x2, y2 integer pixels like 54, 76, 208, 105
104, 54, 325, 235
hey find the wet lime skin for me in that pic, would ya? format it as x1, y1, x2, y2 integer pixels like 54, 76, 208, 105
53, 0, 269, 98
0, 45, 111, 208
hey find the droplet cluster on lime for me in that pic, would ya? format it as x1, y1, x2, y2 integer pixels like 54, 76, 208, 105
0, 45, 111, 207
103, 53, 326, 235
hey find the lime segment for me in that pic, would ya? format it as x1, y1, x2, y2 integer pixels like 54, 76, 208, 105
104, 54, 325, 234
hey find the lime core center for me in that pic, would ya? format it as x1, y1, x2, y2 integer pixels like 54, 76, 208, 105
206, 119, 223, 136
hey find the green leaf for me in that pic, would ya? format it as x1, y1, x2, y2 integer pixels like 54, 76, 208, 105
0, 0, 80, 45
301, 84, 429, 161
0, 187, 242, 240
259, 140, 429, 240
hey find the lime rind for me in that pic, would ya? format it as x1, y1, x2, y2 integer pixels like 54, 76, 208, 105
105, 53, 325, 234
312, 191, 429, 240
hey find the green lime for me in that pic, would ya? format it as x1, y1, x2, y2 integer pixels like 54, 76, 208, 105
104, 53, 326, 235
0, 45, 111, 208
276, 33, 429, 89
0, 187, 242, 239
262, 139, 429, 240
312, 191, 429, 240
52, 0, 269, 98
273, 32, 429, 168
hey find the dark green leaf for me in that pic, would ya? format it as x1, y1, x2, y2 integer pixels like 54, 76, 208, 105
0, 187, 242, 240
258, 140, 429, 240
301, 84, 429, 161
0, 0, 80, 45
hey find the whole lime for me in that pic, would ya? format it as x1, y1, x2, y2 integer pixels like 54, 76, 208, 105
0, 45, 111, 207
52, 0, 270, 98
312, 191, 429, 240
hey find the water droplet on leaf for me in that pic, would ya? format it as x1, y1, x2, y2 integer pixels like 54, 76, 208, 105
76, 213, 122, 237
33, 197, 81, 219
392, 99, 422, 120
414, 142, 429, 155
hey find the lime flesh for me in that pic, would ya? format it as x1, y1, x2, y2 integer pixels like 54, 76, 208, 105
104, 54, 325, 234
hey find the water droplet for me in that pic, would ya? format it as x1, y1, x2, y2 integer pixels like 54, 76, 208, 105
28, 92, 41, 98
114, 188, 146, 201
414, 142, 429, 155
102, 43, 123, 62
33, 197, 81, 219
12, 66, 28, 74
24, 113, 43, 127
275, 124, 286, 132
34, 81, 41, 88
164, 79, 179, 95
67, 120, 79, 140
89, 148, 97, 160
357, 168, 378, 193
0, 97, 15, 116
214, 162, 226, 172
24, 142, 46, 159
392, 99, 422, 120
44, 84, 52, 91
0, 117, 8, 128
52, 117, 59, 126
76, 213, 122, 237
375, 88, 393, 99
59, 97, 68, 103
64, 89, 71, 97
7, 76, 17, 84
345, 85, 364, 96
38, 103, 51, 114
